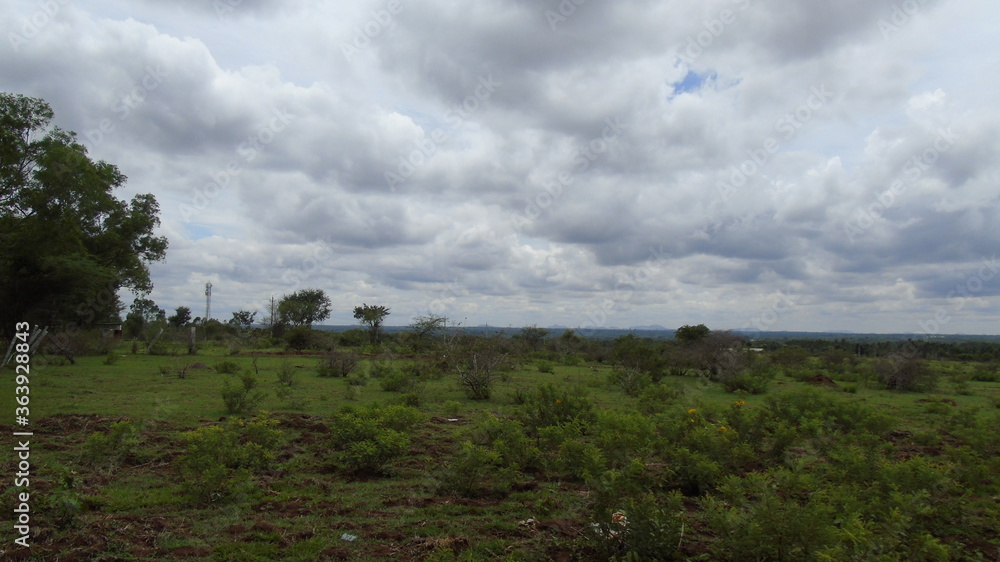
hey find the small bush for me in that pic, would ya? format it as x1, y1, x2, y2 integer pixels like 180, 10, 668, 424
442, 400, 463, 418
721, 371, 773, 394
876, 356, 938, 392
536, 360, 555, 374
637, 383, 684, 414
176, 415, 283, 502
284, 326, 315, 351
317, 350, 360, 378
103, 352, 119, 365
379, 369, 412, 392
346, 372, 368, 386
368, 360, 395, 379
82, 420, 139, 470
401, 360, 442, 381
608, 367, 651, 397
214, 360, 241, 375
435, 441, 518, 497
518, 383, 596, 434
275, 362, 296, 387
221, 373, 267, 415
327, 405, 421, 475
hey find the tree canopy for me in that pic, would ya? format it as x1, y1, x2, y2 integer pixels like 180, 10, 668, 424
0, 92, 167, 333
354, 303, 390, 344
278, 288, 332, 327
675, 324, 711, 344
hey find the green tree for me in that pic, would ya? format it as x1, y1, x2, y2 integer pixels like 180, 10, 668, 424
515, 324, 549, 350
675, 323, 711, 344
278, 288, 331, 328
0, 92, 167, 333
167, 306, 192, 328
123, 297, 165, 338
408, 314, 447, 339
354, 303, 390, 345
228, 309, 256, 332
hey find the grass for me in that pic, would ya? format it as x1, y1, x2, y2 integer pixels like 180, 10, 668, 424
3, 341, 999, 560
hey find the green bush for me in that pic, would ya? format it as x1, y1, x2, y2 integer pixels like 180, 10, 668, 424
471, 415, 541, 472
435, 441, 518, 498
720, 371, 773, 394
221, 373, 267, 415
637, 382, 685, 414
705, 470, 838, 560
368, 360, 394, 379
327, 405, 422, 474
608, 367, 651, 397
536, 360, 555, 374
518, 383, 596, 434
82, 420, 139, 469
275, 361, 296, 387
214, 360, 241, 374
284, 326, 315, 351
346, 372, 368, 386
592, 492, 685, 561
176, 415, 283, 502
317, 350, 359, 378
379, 369, 413, 392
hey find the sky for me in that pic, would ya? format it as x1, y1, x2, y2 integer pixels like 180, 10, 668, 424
2, 0, 999, 334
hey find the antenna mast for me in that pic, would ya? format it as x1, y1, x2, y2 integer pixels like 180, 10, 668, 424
204, 282, 213, 324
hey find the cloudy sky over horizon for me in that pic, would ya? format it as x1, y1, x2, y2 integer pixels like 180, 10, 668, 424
3, 0, 999, 333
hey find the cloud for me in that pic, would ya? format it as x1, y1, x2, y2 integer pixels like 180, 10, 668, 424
2, 0, 999, 332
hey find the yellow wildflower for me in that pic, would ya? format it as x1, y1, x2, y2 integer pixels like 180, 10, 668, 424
734, 400, 745, 407
719, 426, 728, 432
688, 408, 697, 414
555, 399, 562, 404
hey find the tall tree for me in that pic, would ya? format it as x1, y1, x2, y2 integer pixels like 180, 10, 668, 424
229, 309, 257, 332
0, 92, 167, 334
278, 288, 332, 327
354, 303, 390, 344
167, 306, 192, 328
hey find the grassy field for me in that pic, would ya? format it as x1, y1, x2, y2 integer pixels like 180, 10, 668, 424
3, 341, 999, 560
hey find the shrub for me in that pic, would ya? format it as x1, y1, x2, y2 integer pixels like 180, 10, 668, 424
316, 350, 360, 378
82, 420, 139, 470
592, 492, 685, 561
876, 356, 938, 392
454, 338, 511, 400
103, 352, 119, 365
345, 372, 368, 386
284, 326, 315, 351
435, 441, 519, 498
720, 371, 773, 394
275, 361, 296, 387
608, 367, 651, 397
471, 415, 541, 472
327, 405, 422, 475
221, 373, 267, 415
401, 360, 442, 380
379, 368, 412, 392
637, 383, 684, 414
705, 470, 838, 560
368, 360, 394, 379
214, 360, 241, 375
442, 400, 463, 418
518, 383, 596, 434
176, 415, 283, 502
536, 360, 555, 374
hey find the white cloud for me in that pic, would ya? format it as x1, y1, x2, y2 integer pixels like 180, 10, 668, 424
3, 0, 999, 333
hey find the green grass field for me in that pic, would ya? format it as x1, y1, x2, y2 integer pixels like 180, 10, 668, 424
3, 342, 999, 560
